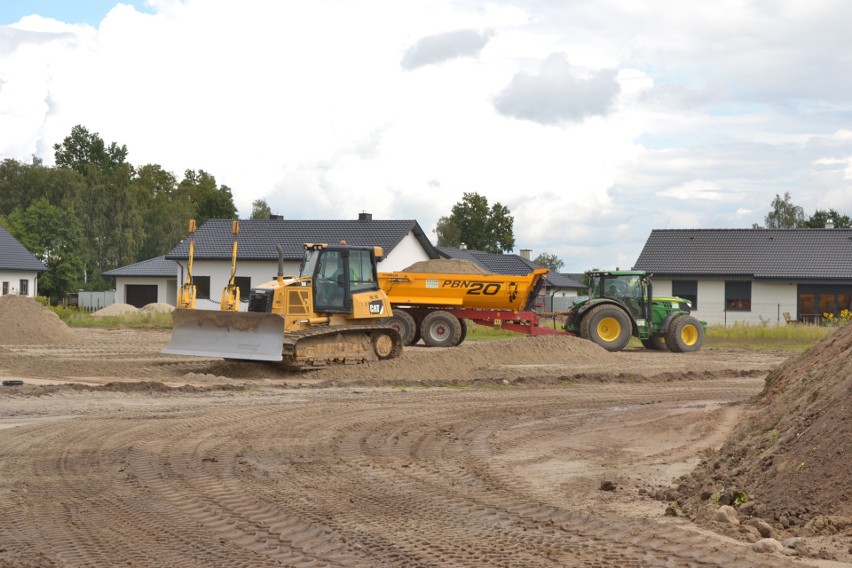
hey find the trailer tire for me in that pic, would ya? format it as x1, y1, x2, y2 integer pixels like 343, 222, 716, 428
385, 310, 417, 346
579, 304, 631, 352
666, 315, 703, 352
455, 318, 467, 346
421, 310, 463, 347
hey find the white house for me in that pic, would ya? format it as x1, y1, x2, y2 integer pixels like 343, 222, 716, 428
633, 228, 852, 326
162, 213, 440, 310
0, 225, 46, 297
102, 256, 179, 307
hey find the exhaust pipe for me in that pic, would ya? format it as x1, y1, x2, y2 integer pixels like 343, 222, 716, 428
276, 244, 285, 284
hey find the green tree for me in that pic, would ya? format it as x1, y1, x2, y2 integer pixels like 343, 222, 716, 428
250, 198, 272, 219
434, 192, 514, 253
5, 199, 85, 301
134, 164, 192, 260
801, 208, 852, 228
53, 124, 129, 176
763, 192, 805, 228
178, 169, 237, 224
533, 252, 564, 272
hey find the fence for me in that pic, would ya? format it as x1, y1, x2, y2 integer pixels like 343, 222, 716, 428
64, 290, 116, 312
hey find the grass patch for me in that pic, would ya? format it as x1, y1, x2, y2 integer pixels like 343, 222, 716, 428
464, 322, 526, 341
703, 322, 833, 352
52, 306, 173, 329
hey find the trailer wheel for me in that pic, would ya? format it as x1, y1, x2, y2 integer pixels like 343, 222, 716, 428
665, 315, 703, 353
455, 318, 468, 346
385, 310, 417, 346
421, 310, 463, 347
579, 305, 631, 352
640, 336, 667, 350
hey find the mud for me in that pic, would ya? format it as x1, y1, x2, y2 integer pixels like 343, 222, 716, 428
0, 301, 849, 567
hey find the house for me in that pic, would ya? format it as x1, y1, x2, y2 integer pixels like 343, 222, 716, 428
0, 225, 46, 297
633, 228, 852, 325
102, 256, 180, 308
437, 247, 586, 311
163, 214, 440, 310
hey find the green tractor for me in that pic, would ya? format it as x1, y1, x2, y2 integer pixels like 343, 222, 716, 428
563, 270, 705, 352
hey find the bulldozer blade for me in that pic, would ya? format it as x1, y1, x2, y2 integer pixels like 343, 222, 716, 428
163, 309, 286, 361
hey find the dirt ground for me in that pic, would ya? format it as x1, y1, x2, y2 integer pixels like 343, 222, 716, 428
0, 296, 850, 567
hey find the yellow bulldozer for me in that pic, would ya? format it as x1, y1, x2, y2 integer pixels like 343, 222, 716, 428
162, 221, 403, 369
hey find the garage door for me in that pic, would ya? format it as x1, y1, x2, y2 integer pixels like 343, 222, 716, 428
126, 285, 158, 308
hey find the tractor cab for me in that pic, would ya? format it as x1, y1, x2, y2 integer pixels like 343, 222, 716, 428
301, 243, 382, 313
587, 271, 650, 321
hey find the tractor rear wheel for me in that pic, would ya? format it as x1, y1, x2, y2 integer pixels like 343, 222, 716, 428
385, 310, 417, 346
421, 310, 463, 347
579, 305, 631, 352
665, 315, 703, 353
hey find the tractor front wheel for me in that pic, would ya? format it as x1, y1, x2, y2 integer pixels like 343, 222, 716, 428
579, 305, 632, 352
665, 315, 704, 353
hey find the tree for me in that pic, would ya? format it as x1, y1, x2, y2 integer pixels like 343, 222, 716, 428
178, 169, 237, 224
5, 199, 85, 301
801, 208, 852, 229
53, 124, 129, 176
763, 192, 805, 229
533, 252, 564, 272
250, 199, 272, 219
434, 192, 515, 253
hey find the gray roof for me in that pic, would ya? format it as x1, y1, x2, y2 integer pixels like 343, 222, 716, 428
0, 225, 47, 272
634, 228, 852, 280
103, 256, 179, 278
438, 247, 584, 289
165, 218, 440, 261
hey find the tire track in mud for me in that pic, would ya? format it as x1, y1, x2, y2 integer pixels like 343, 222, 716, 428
0, 381, 802, 567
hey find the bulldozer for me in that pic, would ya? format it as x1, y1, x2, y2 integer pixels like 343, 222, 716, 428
162, 225, 403, 369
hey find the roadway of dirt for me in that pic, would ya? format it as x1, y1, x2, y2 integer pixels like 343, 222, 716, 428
0, 296, 849, 567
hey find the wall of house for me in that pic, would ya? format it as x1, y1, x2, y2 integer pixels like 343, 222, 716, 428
114, 277, 178, 305
379, 233, 432, 271
0, 270, 38, 297
653, 278, 798, 326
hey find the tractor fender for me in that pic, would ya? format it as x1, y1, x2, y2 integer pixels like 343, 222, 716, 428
657, 311, 685, 334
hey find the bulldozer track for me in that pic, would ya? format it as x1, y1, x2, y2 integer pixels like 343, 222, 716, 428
282, 325, 403, 369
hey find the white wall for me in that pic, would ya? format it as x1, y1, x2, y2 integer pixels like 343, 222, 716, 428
113, 277, 178, 305
0, 270, 39, 297
380, 233, 432, 271
654, 278, 799, 326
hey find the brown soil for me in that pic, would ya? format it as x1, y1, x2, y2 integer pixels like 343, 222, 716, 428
0, 295, 78, 344
0, 312, 849, 566
401, 258, 492, 274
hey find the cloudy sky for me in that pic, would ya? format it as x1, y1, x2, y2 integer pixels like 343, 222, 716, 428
2, 1, 852, 272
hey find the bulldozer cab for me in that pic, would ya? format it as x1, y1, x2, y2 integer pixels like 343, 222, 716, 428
302, 244, 380, 313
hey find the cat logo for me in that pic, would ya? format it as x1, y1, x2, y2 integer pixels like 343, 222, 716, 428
369, 300, 385, 315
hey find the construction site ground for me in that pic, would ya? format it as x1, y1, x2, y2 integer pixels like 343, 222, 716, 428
0, 297, 850, 567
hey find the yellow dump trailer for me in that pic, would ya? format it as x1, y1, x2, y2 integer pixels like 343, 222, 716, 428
377, 268, 570, 347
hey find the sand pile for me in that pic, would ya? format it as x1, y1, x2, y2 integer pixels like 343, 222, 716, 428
304, 335, 612, 383
92, 303, 139, 316
141, 303, 174, 313
673, 323, 852, 539
0, 295, 78, 345
402, 259, 492, 275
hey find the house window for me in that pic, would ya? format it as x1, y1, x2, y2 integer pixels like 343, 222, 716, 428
798, 284, 852, 318
725, 281, 751, 311
672, 280, 698, 309
234, 276, 251, 302
193, 276, 211, 300
19, 279, 28, 296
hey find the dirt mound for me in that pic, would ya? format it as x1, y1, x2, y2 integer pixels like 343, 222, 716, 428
672, 324, 852, 543
92, 303, 139, 316
402, 258, 491, 274
141, 303, 174, 313
299, 335, 613, 384
0, 295, 78, 345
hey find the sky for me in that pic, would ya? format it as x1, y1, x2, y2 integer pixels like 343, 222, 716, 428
2, 1, 852, 272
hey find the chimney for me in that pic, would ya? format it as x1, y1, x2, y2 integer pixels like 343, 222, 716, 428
459, 242, 467, 250
825, 219, 835, 229
519, 248, 532, 260
270, 214, 283, 220
358, 212, 372, 221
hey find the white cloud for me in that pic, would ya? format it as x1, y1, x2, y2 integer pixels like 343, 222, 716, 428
2, 0, 852, 271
